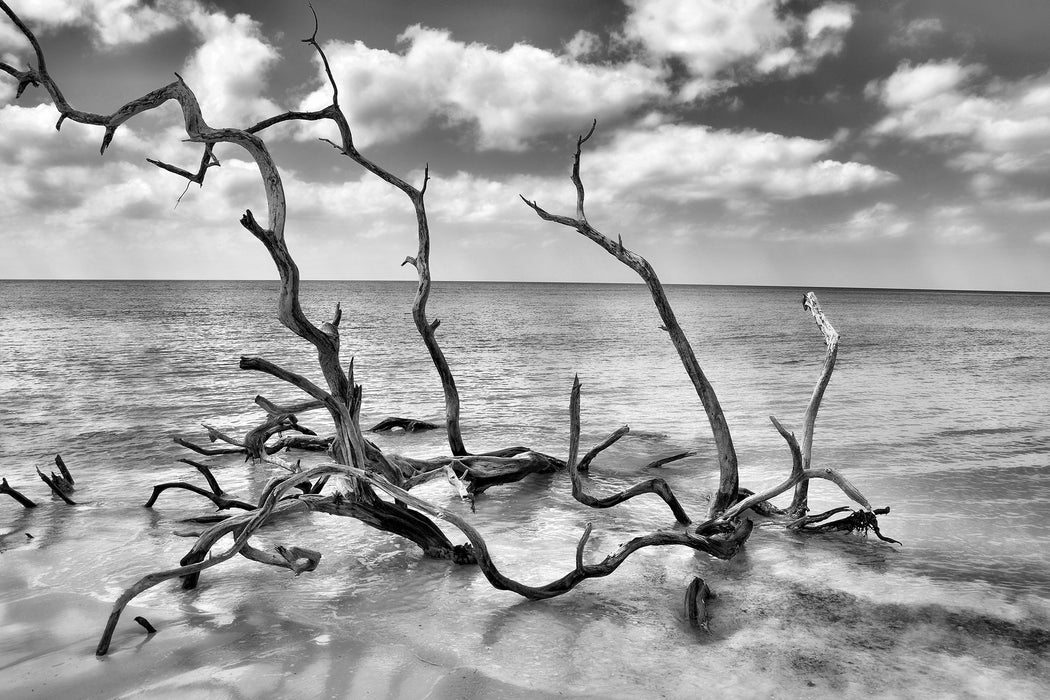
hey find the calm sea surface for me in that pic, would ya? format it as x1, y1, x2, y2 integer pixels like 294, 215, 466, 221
1, 280, 1049, 697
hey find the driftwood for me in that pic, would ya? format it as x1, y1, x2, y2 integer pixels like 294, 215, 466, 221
789, 292, 840, 516
368, 417, 440, 433
522, 121, 740, 518
1, 477, 37, 508
684, 576, 714, 631
567, 376, 691, 524
36, 468, 75, 504
0, 3, 896, 656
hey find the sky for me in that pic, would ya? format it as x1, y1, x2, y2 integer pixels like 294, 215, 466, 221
1, 0, 1049, 291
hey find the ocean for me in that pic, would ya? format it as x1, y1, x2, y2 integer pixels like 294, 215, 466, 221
1, 280, 1048, 698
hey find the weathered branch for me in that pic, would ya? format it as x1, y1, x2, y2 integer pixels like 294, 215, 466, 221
522, 122, 739, 518
368, 416, 440, 433
254, 395, 325, 417
789, 292, 840, 516
576, 425, 629, 472
295, 29, 468, 456
716, 416, 872, 523
684, 576, 714, 631
143, 482, 255, 511
96, 467, 326, 655
568, 377, 692, 524
642, 451, 696, 469
341, 463, 751, 600
36, 468, 75, 504
1, 477, 37, 508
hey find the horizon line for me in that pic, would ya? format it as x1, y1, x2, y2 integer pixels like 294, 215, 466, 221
2, 278, 1048, 295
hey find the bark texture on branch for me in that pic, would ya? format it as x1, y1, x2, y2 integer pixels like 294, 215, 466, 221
789, 292, 840, 517
1, 477, 37, 508
521, 122, 739, 518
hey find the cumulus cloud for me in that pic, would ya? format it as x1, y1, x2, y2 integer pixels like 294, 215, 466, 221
180, 5, 280, 125
621, 0, 856, 99
579, 119, 895, 206
0, 0, 177, 50
869, 60, 1050, 174
297, 26, 666, 150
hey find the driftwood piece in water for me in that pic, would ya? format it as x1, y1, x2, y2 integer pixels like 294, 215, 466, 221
790, 292, 840, 517
240, 542, 322, 575
790, 506, 901, 545
643, 451, 696, 469
36, 468, 76, 504
522, 122, 739, 518
145, 459, 255, 510
340, 463, 752, 599
54, 454, 74, 486
254, 394, 325, 417
684, 576, 714, 631
567, 376, 691, 524
391, 449, 564, 494
1, 477, 37, 508
368, 417, 440, 433
576, 425, 629, 472
133, 616, 157, 634
716, 417, 874, 522
143, 482, 255, 511
174, 437, 245, 456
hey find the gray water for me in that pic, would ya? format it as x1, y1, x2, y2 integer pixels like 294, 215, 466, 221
1, 281, 1049, 698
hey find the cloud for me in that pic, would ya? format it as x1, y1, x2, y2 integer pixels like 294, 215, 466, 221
297, 26, 666, 150
579, 119, 895, 206
891, 17, 945, 48
841, 202, 910, 239
0, 0, 177, 50
180, 5, 280, 125
620, 0, 856, 99
869, 60, 1050, 174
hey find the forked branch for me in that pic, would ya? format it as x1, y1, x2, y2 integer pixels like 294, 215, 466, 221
522, 122, 739, 517
568, 376, 691, 524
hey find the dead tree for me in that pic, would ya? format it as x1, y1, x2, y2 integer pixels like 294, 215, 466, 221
522, 123, 894, 532
522, 121, 740, 518
0, 3, 894, 656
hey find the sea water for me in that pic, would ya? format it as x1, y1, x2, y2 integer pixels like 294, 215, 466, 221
1, 281, 1048, 698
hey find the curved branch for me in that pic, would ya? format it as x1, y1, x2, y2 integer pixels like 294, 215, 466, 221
143, 482, 255, 511
295, 30, 467, 456
567, 376, 691, 524
522, 123, 739, 517
97, 467, 326, 655
340, 463, 750, 600
716, 416, 872, 524
576, 425, 629, 472
789, 292, 840, 516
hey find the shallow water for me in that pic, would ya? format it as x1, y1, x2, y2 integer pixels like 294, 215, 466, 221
1, 281, 1049, 698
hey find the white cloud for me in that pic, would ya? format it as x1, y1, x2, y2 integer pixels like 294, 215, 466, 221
870, 61, 1050, 174
842, 202, 910, 239
579, 120, 895, 206
180, 6, 280, 125
892, 17, 945, 48
565, 30, 600, 60
0, 0, 177, 49
621, 0, 855, 99
297, 26, 666, 150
